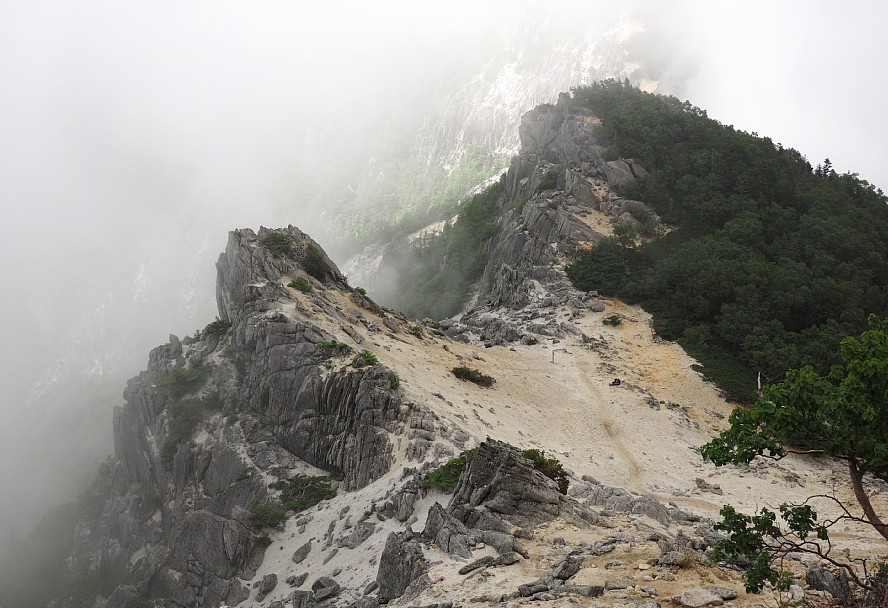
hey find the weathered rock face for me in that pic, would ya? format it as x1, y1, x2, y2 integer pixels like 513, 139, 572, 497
56, 226, 405, 608
376, 531, 429, 600
448, 439, 594, 530
450, 94, 652, 343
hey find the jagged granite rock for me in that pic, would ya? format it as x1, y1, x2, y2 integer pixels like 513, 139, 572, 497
256, 573, 278, 601
146, 510, 260, 606
376, 531, 429, 601
422, 502, 473, 558
338, 520, 376, 548
448, 439, 594, 529
61, 226, 410, 608
292, 589, 316, 608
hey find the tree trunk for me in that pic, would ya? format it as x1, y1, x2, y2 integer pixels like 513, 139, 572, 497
849, 458, 888, 541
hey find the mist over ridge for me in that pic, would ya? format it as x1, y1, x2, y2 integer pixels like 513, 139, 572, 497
1, 0, 887, 571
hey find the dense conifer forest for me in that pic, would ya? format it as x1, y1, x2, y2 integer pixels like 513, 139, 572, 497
567, 81, 888, 400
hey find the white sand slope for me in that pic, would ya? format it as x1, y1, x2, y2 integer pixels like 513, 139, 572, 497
240, 280, 887, 607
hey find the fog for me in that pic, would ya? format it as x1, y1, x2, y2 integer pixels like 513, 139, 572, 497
0, 0, 886, 561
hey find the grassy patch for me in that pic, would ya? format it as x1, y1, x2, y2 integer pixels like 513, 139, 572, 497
317, 340, 349, 350
388, 372, 400, 390
452, 366, 495, 387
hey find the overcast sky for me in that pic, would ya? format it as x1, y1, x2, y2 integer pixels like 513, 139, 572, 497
0, 0, 886, 550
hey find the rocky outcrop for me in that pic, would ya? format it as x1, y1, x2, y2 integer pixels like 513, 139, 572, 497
376, 531, 429, 601
451, 94, 654, 343
53, 226, 409, 608
449, 439, 594, 530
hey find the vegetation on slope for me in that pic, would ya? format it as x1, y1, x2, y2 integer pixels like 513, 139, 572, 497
567, 80, 888, 401
701, 316, 888, 597
336, 146, 509, 250
396, 182, 505, 319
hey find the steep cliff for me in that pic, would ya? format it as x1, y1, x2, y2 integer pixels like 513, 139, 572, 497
53, 227, 412, 607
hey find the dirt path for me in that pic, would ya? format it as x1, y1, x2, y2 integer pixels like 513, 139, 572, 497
574, 354, 644, 491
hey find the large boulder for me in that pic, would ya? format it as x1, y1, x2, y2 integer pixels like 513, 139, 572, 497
376, 531, 428, 600
449, 439, 583, 529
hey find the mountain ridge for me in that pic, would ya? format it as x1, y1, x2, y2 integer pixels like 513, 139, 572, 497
8, 88, 887, 608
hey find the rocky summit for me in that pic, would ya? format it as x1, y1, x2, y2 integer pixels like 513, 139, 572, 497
46, 96, 885, 608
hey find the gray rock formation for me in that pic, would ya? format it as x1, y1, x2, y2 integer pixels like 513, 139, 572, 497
448, 439, 594, 529
49, 226, 411, 608
376, 531, 429, 600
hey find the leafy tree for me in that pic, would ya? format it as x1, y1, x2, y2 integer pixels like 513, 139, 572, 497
701, 316, 888, 591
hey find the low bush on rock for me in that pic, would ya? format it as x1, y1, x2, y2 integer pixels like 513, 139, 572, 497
259, 232, 293, 257
288, 277, 313, 293
317, 340, 348, 350
158, 359, 212, 398
452, 366, 494, 387
522, 449, 569, 494
358, 349, 378, 365
249, 502, 288, 528
207, 318, 231, 335
302, 244, 330, 281
161, 393, 222, 463
422, 451, 475, 491
268, 475, 336, 513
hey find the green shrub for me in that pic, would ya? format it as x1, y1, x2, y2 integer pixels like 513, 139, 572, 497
207, 318, 231, 336
259, 232, 294, 257
158, 359, 212, 398
602, 314, 623, 326
389, 372, 400, 390
422, 453, 471, 491
269, 475, 336, 513
408, 324, 425, 338
288, 277, 313, 293
317, 340, 349, 350
522, 449, 569, 494
224, 410, 239, 426
358, 349, 378, 365
538, 169, 559, 191
355, 287, 367, 295
160, 393, 222, 463
249, 502, 288, 528
452, 366, 494, 387
303, 244, 330, 281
